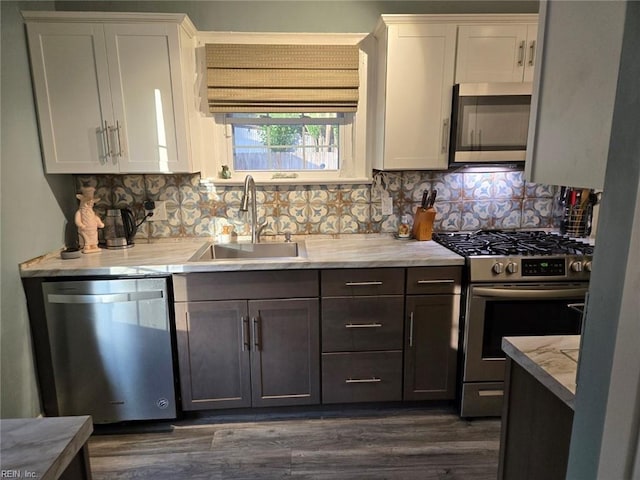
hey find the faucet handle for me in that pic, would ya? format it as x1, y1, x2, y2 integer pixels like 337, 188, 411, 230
284, 232, 292, 243
256, 220, 268, 243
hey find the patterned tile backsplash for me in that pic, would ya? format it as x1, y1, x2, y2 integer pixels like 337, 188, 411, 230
75, 170, 560, 241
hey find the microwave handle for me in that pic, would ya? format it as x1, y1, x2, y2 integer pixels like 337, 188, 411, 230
441, 118, 450, 154
473, 287, 589, 299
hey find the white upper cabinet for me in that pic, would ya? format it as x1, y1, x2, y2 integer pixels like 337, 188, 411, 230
456, 22, 538, 84
25, 12, 201, 174
373, 16, 457, 170
525, 1, 625, 189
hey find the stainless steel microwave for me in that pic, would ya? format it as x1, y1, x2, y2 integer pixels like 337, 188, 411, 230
449, 83, 532, 165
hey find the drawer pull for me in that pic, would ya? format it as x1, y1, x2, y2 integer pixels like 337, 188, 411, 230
409, 312, 414, 347
345, 281, 383, 287
345, 377, 381, 384
416, 279, 455, 285
345, 323, 383, 329
478, 389, 504, 397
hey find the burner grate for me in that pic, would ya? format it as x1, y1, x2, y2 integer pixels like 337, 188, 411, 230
432, 230, 594, 257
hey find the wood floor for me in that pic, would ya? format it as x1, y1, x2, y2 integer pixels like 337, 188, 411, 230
88, 406, 501, 479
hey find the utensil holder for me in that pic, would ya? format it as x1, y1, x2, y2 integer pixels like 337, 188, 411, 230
412, 207, 436, 241
560, 204, 593, 238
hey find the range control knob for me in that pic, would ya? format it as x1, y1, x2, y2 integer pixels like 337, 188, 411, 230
584, 261, 593, 272
492, 262, 505, 274
506, 262, 519, 274
570, 261, 584, 273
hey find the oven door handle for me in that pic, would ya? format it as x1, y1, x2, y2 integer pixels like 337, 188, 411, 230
473, 287, 588, 299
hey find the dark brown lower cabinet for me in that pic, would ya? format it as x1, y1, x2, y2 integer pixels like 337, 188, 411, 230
404, 294, 460, 400
176, 298, 319, 410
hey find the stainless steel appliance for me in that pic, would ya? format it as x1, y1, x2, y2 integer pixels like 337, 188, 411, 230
450, 83, 532, 165
42, 278, 176, 423
103, 208, 137, 249
433, 230, 593, 417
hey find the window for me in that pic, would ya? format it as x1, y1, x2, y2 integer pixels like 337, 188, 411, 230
199, 32, 371, 184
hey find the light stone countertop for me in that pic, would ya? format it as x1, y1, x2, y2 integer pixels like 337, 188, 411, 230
0, 415, 92, 479
19, 234, 464, 277
502, 335, 580, 410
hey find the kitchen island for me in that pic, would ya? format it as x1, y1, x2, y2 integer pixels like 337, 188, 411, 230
0, 415, 93, 479
498, 335, 580, 480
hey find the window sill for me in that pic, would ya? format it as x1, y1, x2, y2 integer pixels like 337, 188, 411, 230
200, 176, 373, 186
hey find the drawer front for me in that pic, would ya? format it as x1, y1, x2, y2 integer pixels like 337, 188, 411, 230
406, 267, 462, 295
173, 270, 319, 302
460, 382, 505, 418
321, 296, 404, 352
322, 351, 402, 404
321, 268, 404, 296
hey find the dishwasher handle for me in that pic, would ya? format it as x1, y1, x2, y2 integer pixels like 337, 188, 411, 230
47, 291, 164, 304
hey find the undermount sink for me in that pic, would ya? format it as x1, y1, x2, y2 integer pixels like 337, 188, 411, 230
190, 241, 306, 261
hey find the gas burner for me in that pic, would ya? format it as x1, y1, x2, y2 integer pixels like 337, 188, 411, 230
432, 230, 594, 257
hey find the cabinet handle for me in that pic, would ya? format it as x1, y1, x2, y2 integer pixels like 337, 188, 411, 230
517, 40, 525, 66
409, 312, 414, 348
345, 377, 381, 384
528, 40, 536, 66
241, 316, 250, 351
345, 323, 383, 329
441, 118, 450, 154
567, 302, 585, 314
416, 279, 455, 285
114, 121, 123, 157
252, 316, 261, 351
103, 120, 113, 159
470, 129, 474, 150
345, 281, 382, 287
478, 389, 504, 397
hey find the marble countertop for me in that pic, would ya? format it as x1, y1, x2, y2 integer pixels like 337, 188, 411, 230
20, 234, 464, 277
502, 335, 580, 410
0, 416, 92, 479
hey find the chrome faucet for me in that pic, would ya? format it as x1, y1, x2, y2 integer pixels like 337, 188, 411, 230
240, 175, 266, 243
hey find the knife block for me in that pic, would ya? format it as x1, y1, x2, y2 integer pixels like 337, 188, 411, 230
412, 207, 436, 241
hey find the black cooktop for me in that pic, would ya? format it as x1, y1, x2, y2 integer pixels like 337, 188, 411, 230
432, 230, 594, 257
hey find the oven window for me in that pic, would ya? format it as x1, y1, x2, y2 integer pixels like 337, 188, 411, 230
482, 299, 582, 359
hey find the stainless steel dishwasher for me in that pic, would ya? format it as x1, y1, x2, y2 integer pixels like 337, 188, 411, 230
42, 278, 176, 423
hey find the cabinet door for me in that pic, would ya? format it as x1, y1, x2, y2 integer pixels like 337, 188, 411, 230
384, 23, 456, 170
249, 298, 320, 407
404, 295, 460, 400
456, 25, 529, 83
26, 22, 117, 173
175, 301, 251, 410
104, 23, 190, 173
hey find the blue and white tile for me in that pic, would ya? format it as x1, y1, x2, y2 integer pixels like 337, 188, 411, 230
493, 200, 522, 229
113, 175, 145, 207
145, 176, 180, 204
259, 185, 278, 205
525, 182, 557, 198
341, 184, 371, 203
308, 203, 329, 224
493, 171, 524, 199
278, 185, 309, 204
180, 203, 202, 228
402, 171, 429, 195
319, 215, 340, 234
309, 186, 330, 204
221, 187, 244, 206
380, 213, 400, 233
275, 215, 300, 234
179, 174, 202, 205
193, 217, 216, 237
348, 203, 370, 223
431, 172, 464, 201
461, 201, 493, 230
433, 202, 463, 232
463, 173, 494, 200
522, 198, 556, 228
287, 204, 309, 224
339, 214, 360, 233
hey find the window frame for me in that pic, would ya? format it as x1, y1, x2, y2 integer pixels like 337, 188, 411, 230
198, 31, 371, 185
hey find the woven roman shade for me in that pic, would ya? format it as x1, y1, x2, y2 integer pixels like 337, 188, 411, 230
206, 43, 359, 113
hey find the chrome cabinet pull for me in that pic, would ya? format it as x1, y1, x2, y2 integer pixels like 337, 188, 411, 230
441, 118, 450, 154
103, 120, 112, 159
417, 279, 455, 285
409, 312, 414, 348
241, 316, 250, 351
517, 40, 525, 66
470, 129, 474, 149
528, 40, 536, 66
478, 389, 504, 397
567, 302, 585, 314
253, 316, 261, 350
345, 377, 381, 384
345, 281, 383, 287
345, 323, 382, 329
114, 120, 123, 157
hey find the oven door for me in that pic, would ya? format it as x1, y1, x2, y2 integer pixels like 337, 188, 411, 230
463, 283, 587, 383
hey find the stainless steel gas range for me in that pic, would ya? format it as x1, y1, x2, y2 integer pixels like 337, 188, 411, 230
433, 230, 593, 417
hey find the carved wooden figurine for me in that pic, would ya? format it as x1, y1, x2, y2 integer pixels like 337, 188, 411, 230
75, 187, 104, 254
